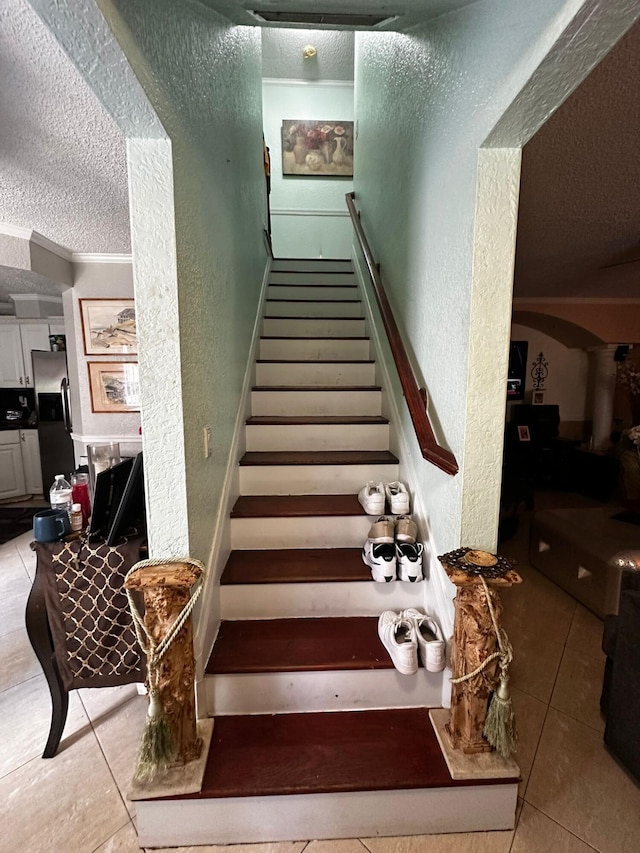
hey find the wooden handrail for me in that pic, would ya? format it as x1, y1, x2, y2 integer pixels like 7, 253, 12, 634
346, 192, 458, 476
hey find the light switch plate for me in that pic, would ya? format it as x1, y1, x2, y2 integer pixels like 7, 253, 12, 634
203, 426, 211, 459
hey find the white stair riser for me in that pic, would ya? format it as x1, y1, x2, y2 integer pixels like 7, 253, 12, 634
239, 463, 399, 495
271, 259, 352, 272
220, 579, 426, 619
251, 389, 381, 417
137, 785, 518, 847
263, 318, 366, 337
206, 668, 443, 716
256, 362, 375, 386
270, 271, 355, 285
231, 515, 370, 549
259, 338, 370, 361
265, 301, 362, 318
246, 423, 389, 452
268, 285, 358, 301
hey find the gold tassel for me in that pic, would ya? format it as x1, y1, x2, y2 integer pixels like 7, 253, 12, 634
484, 675, 517, 759
134, 690, 177, 781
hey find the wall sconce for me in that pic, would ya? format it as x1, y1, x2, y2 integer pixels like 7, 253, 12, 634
303, 45, 317, 59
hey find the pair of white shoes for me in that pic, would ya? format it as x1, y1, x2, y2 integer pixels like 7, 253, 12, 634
358, 481, 410, 516
378, 609, 445, 675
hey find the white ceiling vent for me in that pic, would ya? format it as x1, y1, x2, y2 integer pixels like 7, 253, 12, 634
251, 10, 397, 27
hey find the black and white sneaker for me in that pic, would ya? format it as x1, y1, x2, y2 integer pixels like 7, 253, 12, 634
396, 542, 424, 582
362, 539, 396, 582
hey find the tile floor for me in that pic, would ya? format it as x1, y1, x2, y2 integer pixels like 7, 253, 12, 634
1, 493, 639, 852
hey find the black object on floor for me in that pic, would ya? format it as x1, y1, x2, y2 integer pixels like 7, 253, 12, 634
611, 510, 640, 527
0, 507, 34, 544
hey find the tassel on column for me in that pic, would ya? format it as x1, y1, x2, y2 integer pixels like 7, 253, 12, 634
134, 689, 177, 781
483, 674, 517, 759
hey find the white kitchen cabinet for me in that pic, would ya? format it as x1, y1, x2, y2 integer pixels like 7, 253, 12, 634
0, 432, 27, 500
20, 323, 52, 386
0, 321, 52, 388
20, 429, 42, 494
0, 325, 25, 388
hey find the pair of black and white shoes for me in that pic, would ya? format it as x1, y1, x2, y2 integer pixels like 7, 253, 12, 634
362, 515, 423, 583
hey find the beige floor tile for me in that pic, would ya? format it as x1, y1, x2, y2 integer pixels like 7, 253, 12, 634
305, 842, 368, 853
0, 730, 130, 853
512, 802, 598, 852
0, 673, 90, 777
566, 604, 605, 660
550, 647, 605, 733
91, 691, 149, 818
510, 686, 547, 796
147, 843, 306, 853
526, 708, 640, 853
79, 682, 143, 722
14, 530, 37, 580
0, 572, 33, 638
94, 820, 141, 852
0, 626, 41, 693
501, 566, 576, 648
507, 625, 565, 704
361, 826, 513, 853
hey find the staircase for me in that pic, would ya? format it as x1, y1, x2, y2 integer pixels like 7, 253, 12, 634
135, 258, 518, 847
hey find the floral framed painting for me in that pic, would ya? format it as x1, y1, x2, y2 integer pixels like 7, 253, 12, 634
281, 120, 354, 176
88, 362, 140, 413
80, 298, 137, 355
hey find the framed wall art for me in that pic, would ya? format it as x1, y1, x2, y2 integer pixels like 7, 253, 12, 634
281, 120, 354, 177
88, 362, 140, 413
80, 299, 137, 355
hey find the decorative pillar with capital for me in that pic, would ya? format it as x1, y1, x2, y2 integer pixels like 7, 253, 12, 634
589, 344, 621, 450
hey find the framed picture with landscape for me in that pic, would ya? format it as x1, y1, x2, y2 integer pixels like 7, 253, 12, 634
80, 298, 137, 355
88, 361, 140, 413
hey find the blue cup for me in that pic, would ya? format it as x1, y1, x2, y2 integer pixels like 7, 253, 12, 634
33, 509, 71, 543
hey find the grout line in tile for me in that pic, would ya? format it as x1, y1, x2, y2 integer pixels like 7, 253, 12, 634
523, 801, 600, 852
84, 699, 136, 821
89, 818, 135, 853
0, 671, 40, 698
358, 841, 374, 853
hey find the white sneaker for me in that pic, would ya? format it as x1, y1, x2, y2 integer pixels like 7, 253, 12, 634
378, 610, 418, 675
385, 481, 410, 515
362, 539, 396, 582
402, 608, 445, 672
358, 481, 386, 515
396, 542, 424, 582
367, 515, 395, 543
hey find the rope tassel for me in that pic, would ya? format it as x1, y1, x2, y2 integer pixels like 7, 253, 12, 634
484, 674, 517, 758
134, 690, 177, 781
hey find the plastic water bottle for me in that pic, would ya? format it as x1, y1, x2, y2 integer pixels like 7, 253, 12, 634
50, 474, 73, 517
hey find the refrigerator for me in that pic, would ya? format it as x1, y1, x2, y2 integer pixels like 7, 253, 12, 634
32, 351, 76, 497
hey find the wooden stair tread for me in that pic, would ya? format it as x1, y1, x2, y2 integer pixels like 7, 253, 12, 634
239, 450, 398, 466
221, 548, 369, 584
266, 298, 361, 304
206, 616, 387, 674
231, 494, 365, 518
246, 415, 389, 425
268, 283, 357, 288
266, 316, 363, 321
252, 385, 381, 392
164, 709, 515, 800
260, 336, 369, 340
256, 359, 374, 364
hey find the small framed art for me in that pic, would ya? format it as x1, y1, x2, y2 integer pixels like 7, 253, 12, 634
517, 425, 531, 442
80, 299, 137, 355
88, 362, 140, 413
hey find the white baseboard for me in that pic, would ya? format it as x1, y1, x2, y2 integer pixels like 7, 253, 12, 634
194, 255, 272, 714
351, 244, 456, 707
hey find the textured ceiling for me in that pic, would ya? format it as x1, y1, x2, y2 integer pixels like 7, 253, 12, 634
514, 18, 640, 298
0, 0, 130, 256
197, 0, 478, 30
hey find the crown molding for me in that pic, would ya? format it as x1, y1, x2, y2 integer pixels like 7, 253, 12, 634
262, 77, 354, 88
71, 253, 133, 264
0, 222, 73, 261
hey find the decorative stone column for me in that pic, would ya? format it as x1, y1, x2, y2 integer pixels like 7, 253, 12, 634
589, 345, 620, 450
